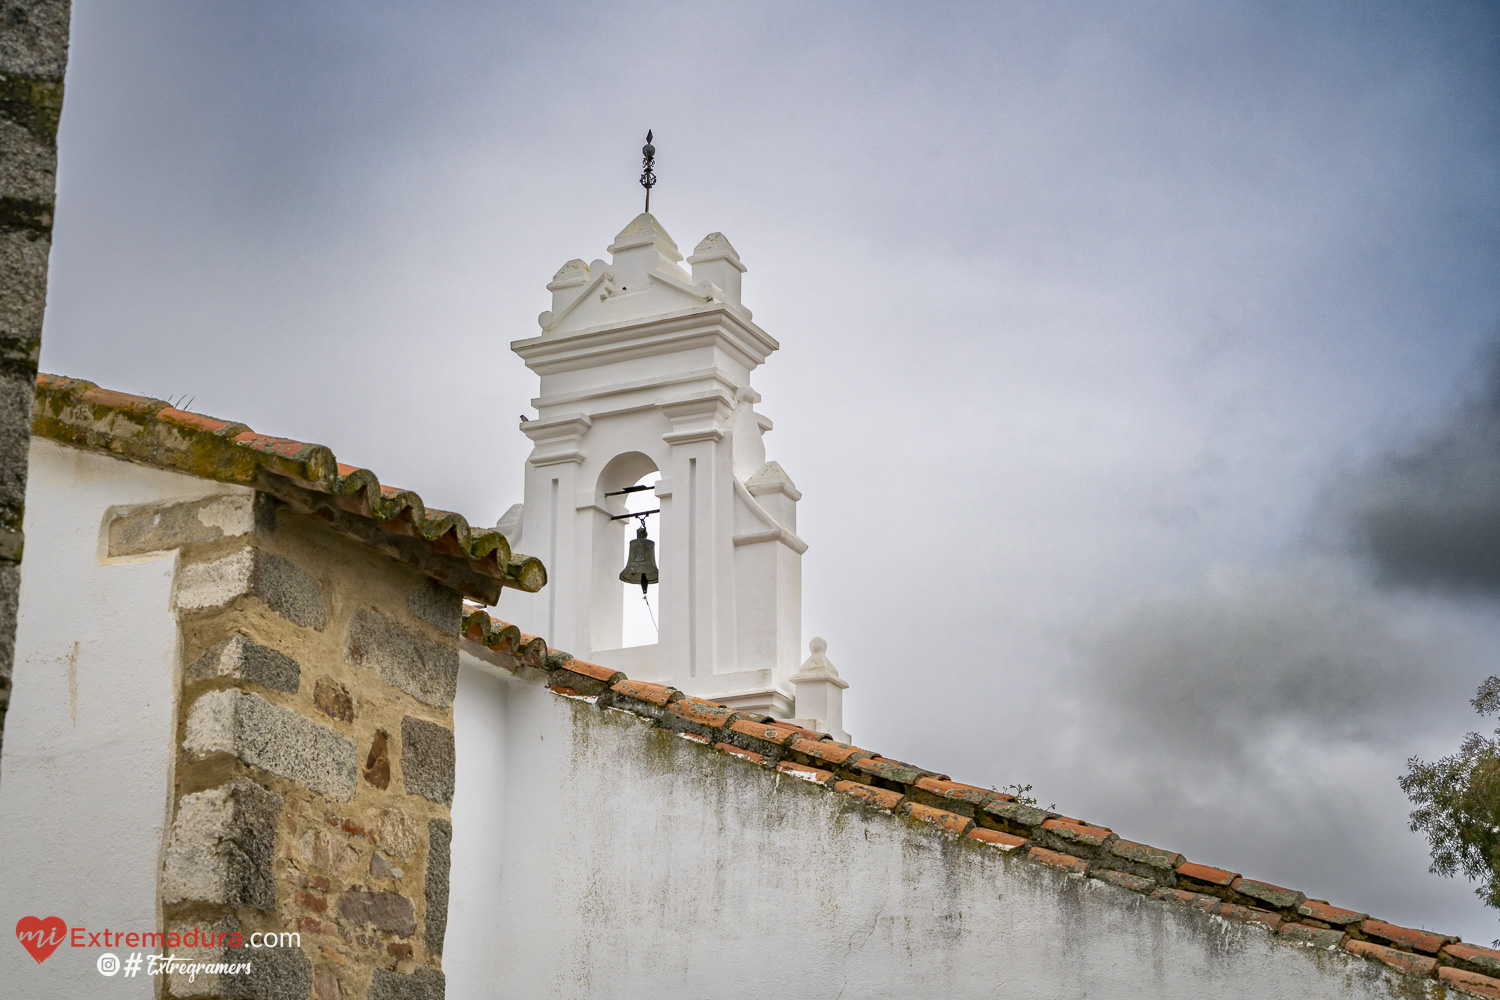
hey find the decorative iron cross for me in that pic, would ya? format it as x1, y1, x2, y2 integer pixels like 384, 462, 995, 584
640, 130, 656, 212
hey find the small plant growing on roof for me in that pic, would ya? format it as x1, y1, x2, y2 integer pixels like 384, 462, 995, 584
1401, 675, 1500, 944
995, 783, 1055, 811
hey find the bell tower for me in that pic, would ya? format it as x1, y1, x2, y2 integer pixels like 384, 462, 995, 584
498, 211, 824, 720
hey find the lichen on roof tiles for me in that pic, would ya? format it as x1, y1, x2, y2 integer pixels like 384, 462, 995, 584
32, 373, 545, 603
457, 603, 1500, 998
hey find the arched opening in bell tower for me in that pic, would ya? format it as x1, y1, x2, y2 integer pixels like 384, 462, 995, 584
591, 451, 662, 662
616, 472, 661, 649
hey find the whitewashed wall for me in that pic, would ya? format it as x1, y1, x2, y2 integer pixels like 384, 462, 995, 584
449, 664, 1430, 1000
447, 655, 513, 998
0, 440, 237, 998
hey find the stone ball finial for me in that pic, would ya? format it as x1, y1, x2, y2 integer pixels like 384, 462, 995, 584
793, 636, 845, 687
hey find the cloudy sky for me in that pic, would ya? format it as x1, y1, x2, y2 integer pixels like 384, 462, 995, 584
39, 2, 1500, 942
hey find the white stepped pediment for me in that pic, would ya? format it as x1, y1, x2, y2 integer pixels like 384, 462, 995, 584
537, 213, 754, 336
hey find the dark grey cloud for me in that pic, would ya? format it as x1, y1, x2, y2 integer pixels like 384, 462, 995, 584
1060, 348, 1500, 935
1345, 341, 1500, 596
1072, 340, 1500, 779
1084, 563, 1447, 760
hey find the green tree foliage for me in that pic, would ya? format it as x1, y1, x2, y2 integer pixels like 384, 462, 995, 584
1401, 677, 1500, 929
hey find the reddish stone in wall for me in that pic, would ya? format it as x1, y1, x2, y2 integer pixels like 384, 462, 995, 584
336, 888, 416, 937
315, 679, 355, 723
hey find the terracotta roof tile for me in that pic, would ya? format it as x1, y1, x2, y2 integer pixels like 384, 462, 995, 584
542, 655, 625, 697
461, 608, 549, 667
158, 406, 245, 436
835, 780, 904, 810
1092, 869, 1154, 893
233, 430, 320, 461
1108, 839, 1182, 872
1439, 966, 1500, 999
1174, 861, 1238, 887
1343, 939, 1438, 976
982, 798, 1050, 832
1279, 923, 1345, 949
852, 757, 934, 785
83, 385, 162, 415
1230, 878, 1306, 910
1359, 918, 1456, 955
729, 719, 806, 747
781, 723, 828, 740
776, 761, 835, 786
1029, 847, 1088, 874
772, 722, 827, 739
611, 679, 681, 707
559, 659, 626, 685
968, 828, 1027, 852
457, 605, 1491, 995
1296, 899, 1367, 926
866, 755, 943, 776
667, 698, 739, 730
791, 738, 872, 768
1153, 887, 1214, 907
1446, 943, 1500, 977
1040, 818, 1115, 849
33, 373, 544, 602
899, 802, 974, 836
914, 777, 999, 809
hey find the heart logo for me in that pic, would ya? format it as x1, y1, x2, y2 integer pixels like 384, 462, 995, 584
15, 916, 67, 963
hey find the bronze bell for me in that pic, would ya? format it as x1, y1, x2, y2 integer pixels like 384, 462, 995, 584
619, 524, 659, 593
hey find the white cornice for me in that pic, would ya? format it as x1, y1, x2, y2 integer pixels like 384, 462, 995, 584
519, 413, 592, 442
530, 366, 743, 412
512, 305, 778, 376
520, 412, 592, 466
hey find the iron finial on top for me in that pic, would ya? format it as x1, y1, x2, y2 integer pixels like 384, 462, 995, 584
640, 129, 656, 213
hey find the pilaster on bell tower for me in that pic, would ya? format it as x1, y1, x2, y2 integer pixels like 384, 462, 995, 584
497, 201, 826, 719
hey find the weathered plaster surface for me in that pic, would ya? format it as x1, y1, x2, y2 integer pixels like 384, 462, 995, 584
449, 667, 1432, 999
447, 656, 512, 997
0, 440, 241, 998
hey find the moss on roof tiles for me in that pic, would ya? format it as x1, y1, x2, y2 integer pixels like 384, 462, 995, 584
461, 605, 548, 662
33, 373, 545, 599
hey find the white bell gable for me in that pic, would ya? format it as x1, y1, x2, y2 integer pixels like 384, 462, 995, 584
500, 213, 836, 720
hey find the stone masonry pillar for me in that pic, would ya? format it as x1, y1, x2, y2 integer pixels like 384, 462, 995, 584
114, 492, 459, 1000
0, 0, 70, 778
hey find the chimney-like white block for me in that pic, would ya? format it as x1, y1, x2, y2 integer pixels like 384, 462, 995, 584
790, 637, 849, 743
541, 258, 591, 327
688, 232, 745, 307
745, 461, 800, 530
